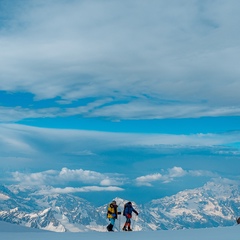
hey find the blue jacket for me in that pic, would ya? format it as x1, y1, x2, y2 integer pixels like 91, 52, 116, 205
123, 202, 138, 218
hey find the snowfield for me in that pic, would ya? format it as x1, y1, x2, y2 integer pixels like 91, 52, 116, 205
0, 221, 239, 240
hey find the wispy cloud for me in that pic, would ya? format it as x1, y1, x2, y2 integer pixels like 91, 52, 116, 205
1, 101, 240, 123
0, 106, 61, 122
1, 124, 240, 161
189, 170, 218, 178
87, 101, 240, 120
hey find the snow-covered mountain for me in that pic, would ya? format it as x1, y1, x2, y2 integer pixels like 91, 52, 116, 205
142, 181, 240, 230
0, 185, 106, 232
0, 180, 239, 232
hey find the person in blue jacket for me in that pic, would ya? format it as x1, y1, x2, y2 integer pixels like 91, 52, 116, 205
122, 201, 138, 231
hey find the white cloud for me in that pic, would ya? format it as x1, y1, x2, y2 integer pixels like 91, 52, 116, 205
168, 167, 187, 178
11, 167, 125, 187
12, 170, 58, 186
135, 166, 218, 186
36, 186, 124, 195
136, 173, 163, 186
59, 168, 103, 183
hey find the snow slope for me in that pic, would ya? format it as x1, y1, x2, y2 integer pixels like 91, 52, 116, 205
0, 221, 43, 232
0, 221, 239, 240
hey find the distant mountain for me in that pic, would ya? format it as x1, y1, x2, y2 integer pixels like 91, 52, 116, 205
0, 186, 106, 232
141, 180, 240, 230
0, 180, 239, 232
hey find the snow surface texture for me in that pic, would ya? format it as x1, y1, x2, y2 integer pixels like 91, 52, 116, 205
0, 221, 239, 240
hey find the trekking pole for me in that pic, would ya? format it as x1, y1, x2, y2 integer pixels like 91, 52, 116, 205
119, 214, 121, 231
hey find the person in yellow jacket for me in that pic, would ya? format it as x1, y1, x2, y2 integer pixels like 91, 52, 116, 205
106, 200, 121, 231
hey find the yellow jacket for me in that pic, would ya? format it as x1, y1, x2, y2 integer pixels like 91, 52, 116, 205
107, 203, 118, 219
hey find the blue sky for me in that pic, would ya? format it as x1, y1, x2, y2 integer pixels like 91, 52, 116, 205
0, 0, 240, 206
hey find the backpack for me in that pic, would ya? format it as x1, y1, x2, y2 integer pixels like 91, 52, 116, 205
123, 202, 132, 216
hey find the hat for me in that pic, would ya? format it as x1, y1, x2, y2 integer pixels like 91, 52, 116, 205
112, 200, 116, 204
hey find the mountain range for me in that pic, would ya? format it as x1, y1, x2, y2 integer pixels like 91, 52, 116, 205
0, 179, 239, 232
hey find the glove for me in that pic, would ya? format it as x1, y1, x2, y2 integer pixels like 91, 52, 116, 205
136, 212, 139, 216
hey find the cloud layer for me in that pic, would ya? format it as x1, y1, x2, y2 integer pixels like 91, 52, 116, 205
1, 123, 240, 159
1, 0, 240, 121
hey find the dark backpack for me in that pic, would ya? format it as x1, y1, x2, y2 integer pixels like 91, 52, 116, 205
123, 202, 132, 216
